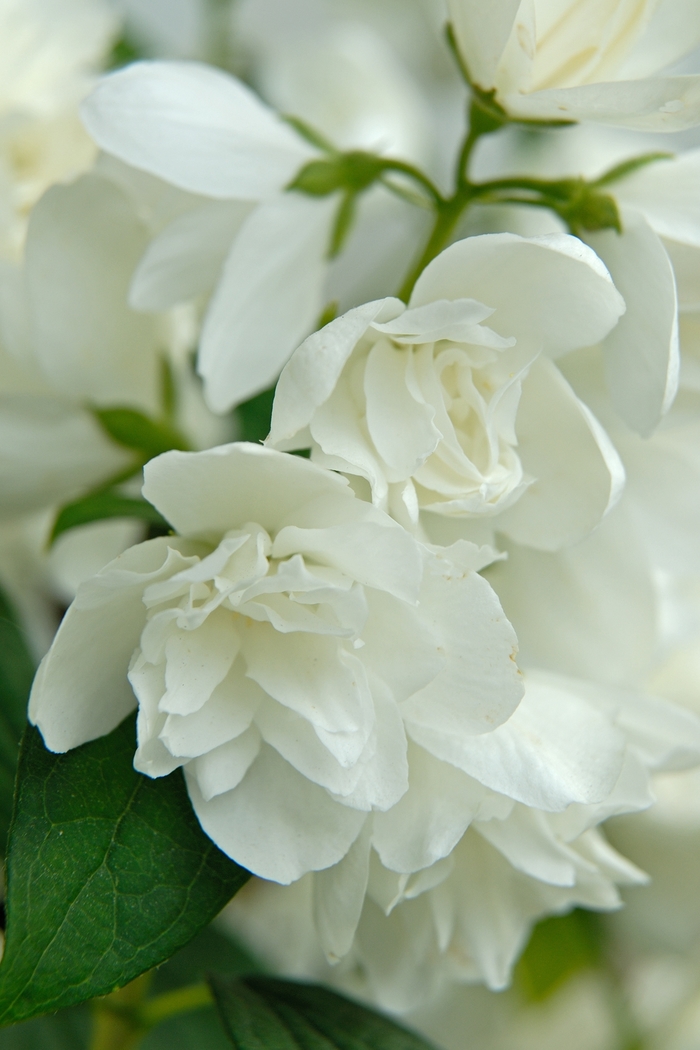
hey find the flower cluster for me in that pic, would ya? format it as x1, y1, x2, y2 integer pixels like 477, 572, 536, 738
6, 0, 700, 1042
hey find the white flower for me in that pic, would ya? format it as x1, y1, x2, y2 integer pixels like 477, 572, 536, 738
0, 0, 116, 258
0, 167, 227, 520
29, 442, 524, 884
223, 668, 700, 1004
448, 0, 700, 131
0, 170, 154, 517
268, 232, 626, 551
80, 43, 430, 413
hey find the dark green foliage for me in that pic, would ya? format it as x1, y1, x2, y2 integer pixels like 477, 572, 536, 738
50, 492, 170, 543
0, 718, 249, 1025
93, 408, 191, 459
235, 387, 276, 444
0, 588, 34, 855
208, 975, 437, 1050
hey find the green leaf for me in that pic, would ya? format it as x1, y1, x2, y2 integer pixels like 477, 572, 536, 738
0, 1003, 90, 1049
515, 909, 605, 1002
0, 587, 34, 855
50, 492, 171, 544
93, 408, 191, 459
208, 975, 437, 1050
0, 718, 249, 1026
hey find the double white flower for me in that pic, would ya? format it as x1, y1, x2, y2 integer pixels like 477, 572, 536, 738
29, 443, 524, 885
269, 231, 626, 551
80, 43, 427, 413
448, 0, 700, 130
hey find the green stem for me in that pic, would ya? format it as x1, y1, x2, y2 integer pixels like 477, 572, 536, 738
90, 975, 152, 1050
378, 159, 444, 206
89, 977, 214, 1050
397, 191, 472, 301
139, 982, 213, 1028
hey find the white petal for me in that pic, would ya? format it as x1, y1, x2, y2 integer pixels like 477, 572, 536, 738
240, 621, 373, 739
504, 76, 700, 131
25, 173, 159, 410
272, 521, 423, 604
160, 659, 265, 758
618, 417, 700, 573
185, 743, 366, 882
664, 238, 700, 309
192, 725, 262, 801
614, 691, 700, 772
29, 539, 196, 752
619, 0, 700, 79
475, 807, 580, 887
357, 589, 443, 704
0, 396, 128, 519
410, 233, 625, 355
328, 679, 409, 813
586, 210, 679, 435
82, 61, 312, 199
160, 608, 238, 716
142, 442, 352, 539
614, 150, 700, 247
198, 194, 335, 412
497, 356, 625, 550
412, 672, 625, 811
446, 0, 521, 89
255, 698, 367, 796
129, 200, 253, 311
488, 505, 658, 685
372, 743, 485, 874
364, 337, 440, 476
313, 821, 371, 963
400, 566, 523, 736
267, 298, 403, 448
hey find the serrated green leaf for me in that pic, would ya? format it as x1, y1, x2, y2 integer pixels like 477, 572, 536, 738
0, 718, 249, 1026
515, 909, 605, 1002
93, 408, 191, 459
50, 492, 170, 544
208, 975, 437, 1050
0, 588, 34, 856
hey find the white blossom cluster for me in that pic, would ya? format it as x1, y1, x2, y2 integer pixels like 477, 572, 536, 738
6, 0, 700, 1030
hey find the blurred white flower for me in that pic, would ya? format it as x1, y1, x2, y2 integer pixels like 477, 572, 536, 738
448, 0, 700, 131
80, 41, 435, 413
268, 232, 626, 551
29, 442, 524, 885
224, 667, 700, 1004
0, 0, 116, 258
0, 168, 227, 519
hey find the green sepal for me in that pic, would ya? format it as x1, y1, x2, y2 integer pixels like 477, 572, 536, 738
594, 151, 674, 189
93, 407, 191, 459
289, 152, 388, 198
555, 182, 623, 234
50, 491, 170, 544
0, 717, 249, 1026
208, 975, 437, 1050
